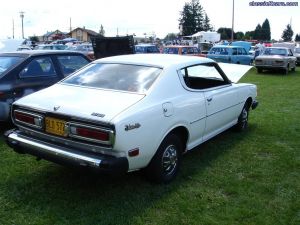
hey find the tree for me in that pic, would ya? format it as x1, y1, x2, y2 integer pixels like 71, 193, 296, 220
164, 33, 178, 42
244, 31, 255, 40
29, 36, 39, 43
179, 0, 206, 35
99, 24, 105, 37
203, 13, 212, 31
235, 32, 244, 40
295, 34, 300, 42
217, 27, 233, 40
253, 24, 262, 40
261, 19, 271, 41
281, 24, 294, 41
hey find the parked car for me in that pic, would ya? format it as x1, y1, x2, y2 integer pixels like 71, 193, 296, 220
34, 44, 67, 50
5, 54, 258, 183
163, 45, 203, 57
294, 47, 300, 65
0, 50, 90, 121
207, 45, 253, 65
66, 43, 95, 60
135, 44, 160, 53
254, 47, 296, 74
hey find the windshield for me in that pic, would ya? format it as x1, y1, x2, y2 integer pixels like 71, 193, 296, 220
263, 48, 287, 56
0, 56, 23, 77
63, 63, 162, 93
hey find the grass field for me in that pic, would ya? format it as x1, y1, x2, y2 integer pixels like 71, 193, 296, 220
0, 68, 299, 225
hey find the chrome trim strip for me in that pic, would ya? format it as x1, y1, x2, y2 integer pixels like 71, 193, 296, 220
190, 116, 206, 124
8, 133, 102, 167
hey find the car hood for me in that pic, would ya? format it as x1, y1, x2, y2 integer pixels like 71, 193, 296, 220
255, 55, 286, 60
218, 63, 252, 83
14, 84, 145, 123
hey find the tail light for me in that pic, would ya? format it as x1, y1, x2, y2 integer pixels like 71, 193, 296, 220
14, 110, 43, 129
68, 122, 114, 145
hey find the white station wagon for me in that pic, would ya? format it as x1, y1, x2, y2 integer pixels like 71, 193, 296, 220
5, 54, 258, 183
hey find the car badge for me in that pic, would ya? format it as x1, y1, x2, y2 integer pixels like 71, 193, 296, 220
53, 106, 60, 111
125, 123, 141, 131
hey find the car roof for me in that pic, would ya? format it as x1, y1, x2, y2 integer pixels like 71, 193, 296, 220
0, 50, 86, 57
212, 45, 243, 48
265, 47, 289, 50
95, 54, 214, 68
164, 45, 196, 48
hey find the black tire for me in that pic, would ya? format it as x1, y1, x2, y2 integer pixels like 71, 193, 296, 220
235, 104, 249, 132
257, 68, 262, 73
145, 134, 182, 183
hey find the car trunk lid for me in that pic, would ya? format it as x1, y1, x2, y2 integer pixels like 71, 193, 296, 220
14, 83, 145, 122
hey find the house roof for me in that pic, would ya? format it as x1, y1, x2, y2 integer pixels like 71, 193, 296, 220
70, 27, 98, 36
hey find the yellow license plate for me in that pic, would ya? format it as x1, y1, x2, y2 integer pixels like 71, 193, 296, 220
45, 117, 66, 136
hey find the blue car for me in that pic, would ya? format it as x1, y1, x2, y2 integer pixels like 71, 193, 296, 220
207, 45, 253, 65
135, 44, 160, 53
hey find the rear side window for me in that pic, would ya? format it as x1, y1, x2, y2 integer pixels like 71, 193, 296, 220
0, 56, 23, 77
57, 55, 89, 76
19, 57, 56, 78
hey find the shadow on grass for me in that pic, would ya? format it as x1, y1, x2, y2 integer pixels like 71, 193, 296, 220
1, 125, 254, 224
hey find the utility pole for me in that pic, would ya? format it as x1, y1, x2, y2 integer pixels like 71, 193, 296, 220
70, 17, 72, 32
231, 0, 235, 42
12, 19, 15, 39
19, 11, 25, 39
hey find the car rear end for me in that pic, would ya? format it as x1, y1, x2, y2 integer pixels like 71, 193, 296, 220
5, 104, 128, 174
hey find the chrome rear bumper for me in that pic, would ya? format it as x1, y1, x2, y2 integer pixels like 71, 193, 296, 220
5, 129, 128, 174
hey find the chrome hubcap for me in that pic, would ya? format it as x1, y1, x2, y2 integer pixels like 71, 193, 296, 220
162, 145, 178, 175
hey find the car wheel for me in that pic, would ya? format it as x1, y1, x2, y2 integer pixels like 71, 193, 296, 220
257, 68, 262, 73
235, 104, 249, 132
145, 134, 182, 183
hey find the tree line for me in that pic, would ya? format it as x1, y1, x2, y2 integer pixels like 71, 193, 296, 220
177, 0, 300, 42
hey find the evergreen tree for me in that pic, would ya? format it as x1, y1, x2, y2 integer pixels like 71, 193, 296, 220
179, 3, 194, 35
99, 24, 105, 37
253, 24, 262, 40
244, 31, 255, 40
203, 13, 212, 31
261, 19, 271, 40
295, 34, 300, 42
281, 24, 294, 41
179, 0, 207, 35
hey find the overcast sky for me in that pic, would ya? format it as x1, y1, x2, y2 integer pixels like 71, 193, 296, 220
0, 0, 299, 40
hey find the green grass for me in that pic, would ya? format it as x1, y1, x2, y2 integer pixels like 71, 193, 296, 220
0, 68, 299, 225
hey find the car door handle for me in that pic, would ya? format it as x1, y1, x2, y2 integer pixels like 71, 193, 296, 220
207, 97, 213, 102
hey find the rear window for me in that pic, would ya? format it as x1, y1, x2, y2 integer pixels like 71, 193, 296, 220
0, 56, 23, 77
263, 48, 287, 56
57, 55, 89, 76
63, 63, 162, 93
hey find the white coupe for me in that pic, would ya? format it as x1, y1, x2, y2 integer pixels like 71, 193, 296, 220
5, 54, 258, 183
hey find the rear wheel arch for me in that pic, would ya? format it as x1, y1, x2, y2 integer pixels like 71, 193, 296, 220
168, 126, 189, 153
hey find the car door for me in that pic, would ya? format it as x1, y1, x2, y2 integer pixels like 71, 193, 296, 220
185, 63, 239, 141
13, 56, 60, 101
182, 63, 239, 143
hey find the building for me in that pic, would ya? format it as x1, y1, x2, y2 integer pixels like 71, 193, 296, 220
40, 30, 68, 42
68, 27, 98, 42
